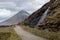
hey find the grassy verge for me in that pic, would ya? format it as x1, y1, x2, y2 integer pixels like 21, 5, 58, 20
0, 26, 22, 40
19, 24, 60, 40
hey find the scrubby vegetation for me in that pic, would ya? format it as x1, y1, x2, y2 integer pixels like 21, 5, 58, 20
23, 0, 60, 32
18, 24, 60, 40
19, 0, 60, 40
38, 5, 60, 32
0, 26, 22, 40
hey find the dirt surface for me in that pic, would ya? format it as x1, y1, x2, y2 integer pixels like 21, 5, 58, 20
14, 25, 47, 40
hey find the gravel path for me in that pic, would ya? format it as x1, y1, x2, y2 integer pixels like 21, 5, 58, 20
14, 25, 47, 40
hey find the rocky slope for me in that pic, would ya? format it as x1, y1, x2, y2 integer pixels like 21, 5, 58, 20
23, 0, 55, 26
23, 0, 60, 32
38, 0, 60, 32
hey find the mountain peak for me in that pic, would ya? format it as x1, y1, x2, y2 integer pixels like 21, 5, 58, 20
18, 10, 29, 15
0, 10, 30, 25
20, 10, 27, 12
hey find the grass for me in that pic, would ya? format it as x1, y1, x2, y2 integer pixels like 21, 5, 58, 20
0, 26, 22, 40
18, 24, 60, 40
18, 7, 60, 40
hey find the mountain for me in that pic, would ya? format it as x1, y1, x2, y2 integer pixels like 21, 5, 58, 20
23, 0, 60, 31
23, 0, 54, 27
0, 10, 29, 25
38, 0, 60, 32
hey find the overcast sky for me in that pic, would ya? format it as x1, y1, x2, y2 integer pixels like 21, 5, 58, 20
0, 0, 50, 22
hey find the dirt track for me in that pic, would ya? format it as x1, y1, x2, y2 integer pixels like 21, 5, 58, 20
14, 25, 47, 40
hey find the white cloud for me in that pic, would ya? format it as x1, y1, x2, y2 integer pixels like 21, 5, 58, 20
0, 9, 14, 17
0, 9, 15, 22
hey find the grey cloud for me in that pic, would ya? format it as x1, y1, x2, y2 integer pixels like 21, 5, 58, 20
0, 0, 50, 13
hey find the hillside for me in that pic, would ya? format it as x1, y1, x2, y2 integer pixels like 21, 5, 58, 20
0, 26, 22, 40
38, 0, 60, 32
16, 0, 60, 40
0, 10, 29, 25
17, 0, 60, 40
23, 0, 56, 27
23, 0, 60, 31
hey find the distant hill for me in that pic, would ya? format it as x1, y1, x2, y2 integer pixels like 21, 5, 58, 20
0, 10, 29, 25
